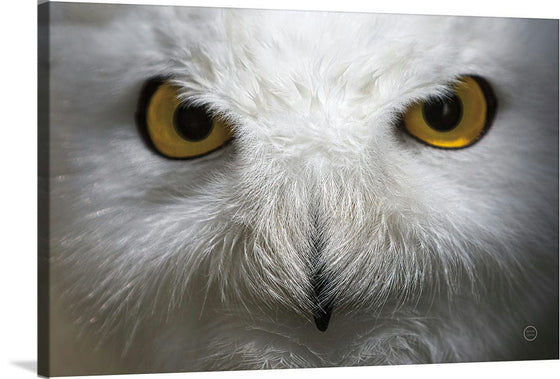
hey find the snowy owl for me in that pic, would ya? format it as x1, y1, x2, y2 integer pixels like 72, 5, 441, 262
40, 2, 559, 376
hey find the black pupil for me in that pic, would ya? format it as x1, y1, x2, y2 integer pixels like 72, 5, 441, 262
173, 104, 213, 141
422, 94, 463, 132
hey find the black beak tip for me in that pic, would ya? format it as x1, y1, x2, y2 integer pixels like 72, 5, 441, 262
313, 311, 332, 332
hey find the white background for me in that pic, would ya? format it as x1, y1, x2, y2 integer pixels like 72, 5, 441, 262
1, 0, 558, 378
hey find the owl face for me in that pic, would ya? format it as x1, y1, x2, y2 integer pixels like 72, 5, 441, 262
48, 4, 558, 371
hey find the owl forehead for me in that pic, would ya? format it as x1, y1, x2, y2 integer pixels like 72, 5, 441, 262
169, 10, 489, 147
175, 12, 479, 96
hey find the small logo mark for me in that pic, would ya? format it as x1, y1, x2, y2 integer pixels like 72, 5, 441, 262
523, 326, 538, 341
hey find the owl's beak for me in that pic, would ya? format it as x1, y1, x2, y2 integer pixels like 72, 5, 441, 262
311, 267, 333, 332
310, 212, 333, 331
313, 304, 332, 332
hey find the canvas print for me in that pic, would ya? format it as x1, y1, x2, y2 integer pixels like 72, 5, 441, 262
38, 1, 559, 376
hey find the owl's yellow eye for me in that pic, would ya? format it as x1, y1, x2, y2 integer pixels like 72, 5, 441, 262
139, 79, 233, 159
402, 75, 496, 149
